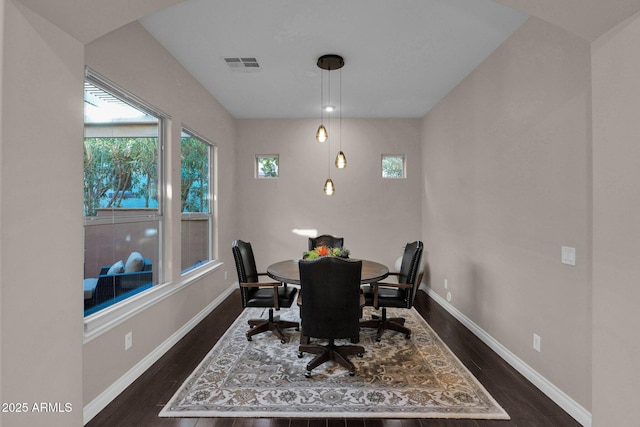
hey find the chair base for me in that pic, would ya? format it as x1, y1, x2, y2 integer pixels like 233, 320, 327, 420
247, 308, 299, 343
360, 307, 411, 341
298, 339, 365, 377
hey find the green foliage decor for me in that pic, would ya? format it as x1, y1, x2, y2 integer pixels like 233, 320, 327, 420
302, 245, 350, 260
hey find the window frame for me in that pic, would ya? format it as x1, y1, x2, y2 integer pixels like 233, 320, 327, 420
83, 69, 225, 342
180, 125, 218, 275
84, 70, 166, 221
381, 154, 406, 179
255, 154, 279, 178
83, 68, 167, 320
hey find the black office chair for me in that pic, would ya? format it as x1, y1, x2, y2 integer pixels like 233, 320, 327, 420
232, 240, 299, 343
297, 257, 365, 377
308, 234, 344, 250
360, 241, 424, 341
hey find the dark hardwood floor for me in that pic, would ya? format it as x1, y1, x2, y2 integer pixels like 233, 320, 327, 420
86, 290, 581, 427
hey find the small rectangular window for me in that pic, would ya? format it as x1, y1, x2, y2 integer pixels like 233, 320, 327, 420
256, 155, 279, 178
382, 155, 406, 178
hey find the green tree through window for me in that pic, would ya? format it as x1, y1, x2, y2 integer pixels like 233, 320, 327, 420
83, 72, 162, 318
181, 137, 209, 213
257, 155, 279, 178
181, 129, 214, 273
83, 137, 158, 216
382, 155, 405, 178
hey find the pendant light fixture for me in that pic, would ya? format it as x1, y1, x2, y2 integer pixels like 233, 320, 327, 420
316, 54, 344, 195
316, 55, 343, 143
315, 70, 328, 143
324, 100, 335, 196
324, 139, 335, 195
334, 67, 347, 168
323, 178, 335, 195
316, 125, 328, 143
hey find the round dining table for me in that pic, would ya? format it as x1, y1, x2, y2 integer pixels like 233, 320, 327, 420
267, 258, 389, 285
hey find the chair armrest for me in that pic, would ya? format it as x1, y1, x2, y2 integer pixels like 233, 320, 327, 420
375, 282, 413, 289
240, 281, 283, 310
239, 281, 281, 288
374, 271, 412, 289
257, 272, 289, 288
369, 280, 412, 308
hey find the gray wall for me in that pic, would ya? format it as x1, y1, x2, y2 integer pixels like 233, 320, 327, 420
82, 21, 238, 405
592, 11, 640, 427
235, 118, 423, 270
1, 1, 84, 425
421, 17, 592, 409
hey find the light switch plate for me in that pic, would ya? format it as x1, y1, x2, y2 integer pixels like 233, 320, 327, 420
125, 331, 133, 350
533, 333, 541, 352
561, 246, 576, 266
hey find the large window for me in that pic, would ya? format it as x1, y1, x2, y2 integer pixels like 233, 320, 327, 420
181, 128, 215, 273
83, 71, 164, 316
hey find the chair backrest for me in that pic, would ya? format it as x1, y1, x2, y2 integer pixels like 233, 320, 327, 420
398, 241, 424, 308
232, 240, 259, 283
308, 234, 344, 251
299, 257, 362, 340
232, 240, 259, 307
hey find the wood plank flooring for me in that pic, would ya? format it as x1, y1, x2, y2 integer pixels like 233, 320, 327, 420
86, 290, 582, 427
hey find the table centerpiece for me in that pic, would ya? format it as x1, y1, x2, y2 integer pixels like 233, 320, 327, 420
302, 245, 350, 260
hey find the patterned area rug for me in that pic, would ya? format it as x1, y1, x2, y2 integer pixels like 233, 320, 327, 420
160, 305, 509, 419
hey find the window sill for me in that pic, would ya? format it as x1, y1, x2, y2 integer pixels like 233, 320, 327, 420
83, 261, 223, 344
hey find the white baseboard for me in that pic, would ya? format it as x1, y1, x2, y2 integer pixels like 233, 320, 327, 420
423, 286, 592, 427
83, 283, 236, 425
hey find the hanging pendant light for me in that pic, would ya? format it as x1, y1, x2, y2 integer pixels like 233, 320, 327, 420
334, 68, 347, 168
324, 104, 335, 195
316, 55, 343, 143
315, 68, 327, 142
316, 125, 328, 143
316, 55, 344, 195
324, 178, 335, 195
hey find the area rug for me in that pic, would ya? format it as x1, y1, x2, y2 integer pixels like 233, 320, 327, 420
160, 305, 509, 419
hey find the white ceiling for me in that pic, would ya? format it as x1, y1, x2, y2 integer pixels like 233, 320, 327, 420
139, 0, 528, 119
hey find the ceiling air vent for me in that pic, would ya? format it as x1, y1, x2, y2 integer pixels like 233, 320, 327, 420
224, 57, 260, 73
